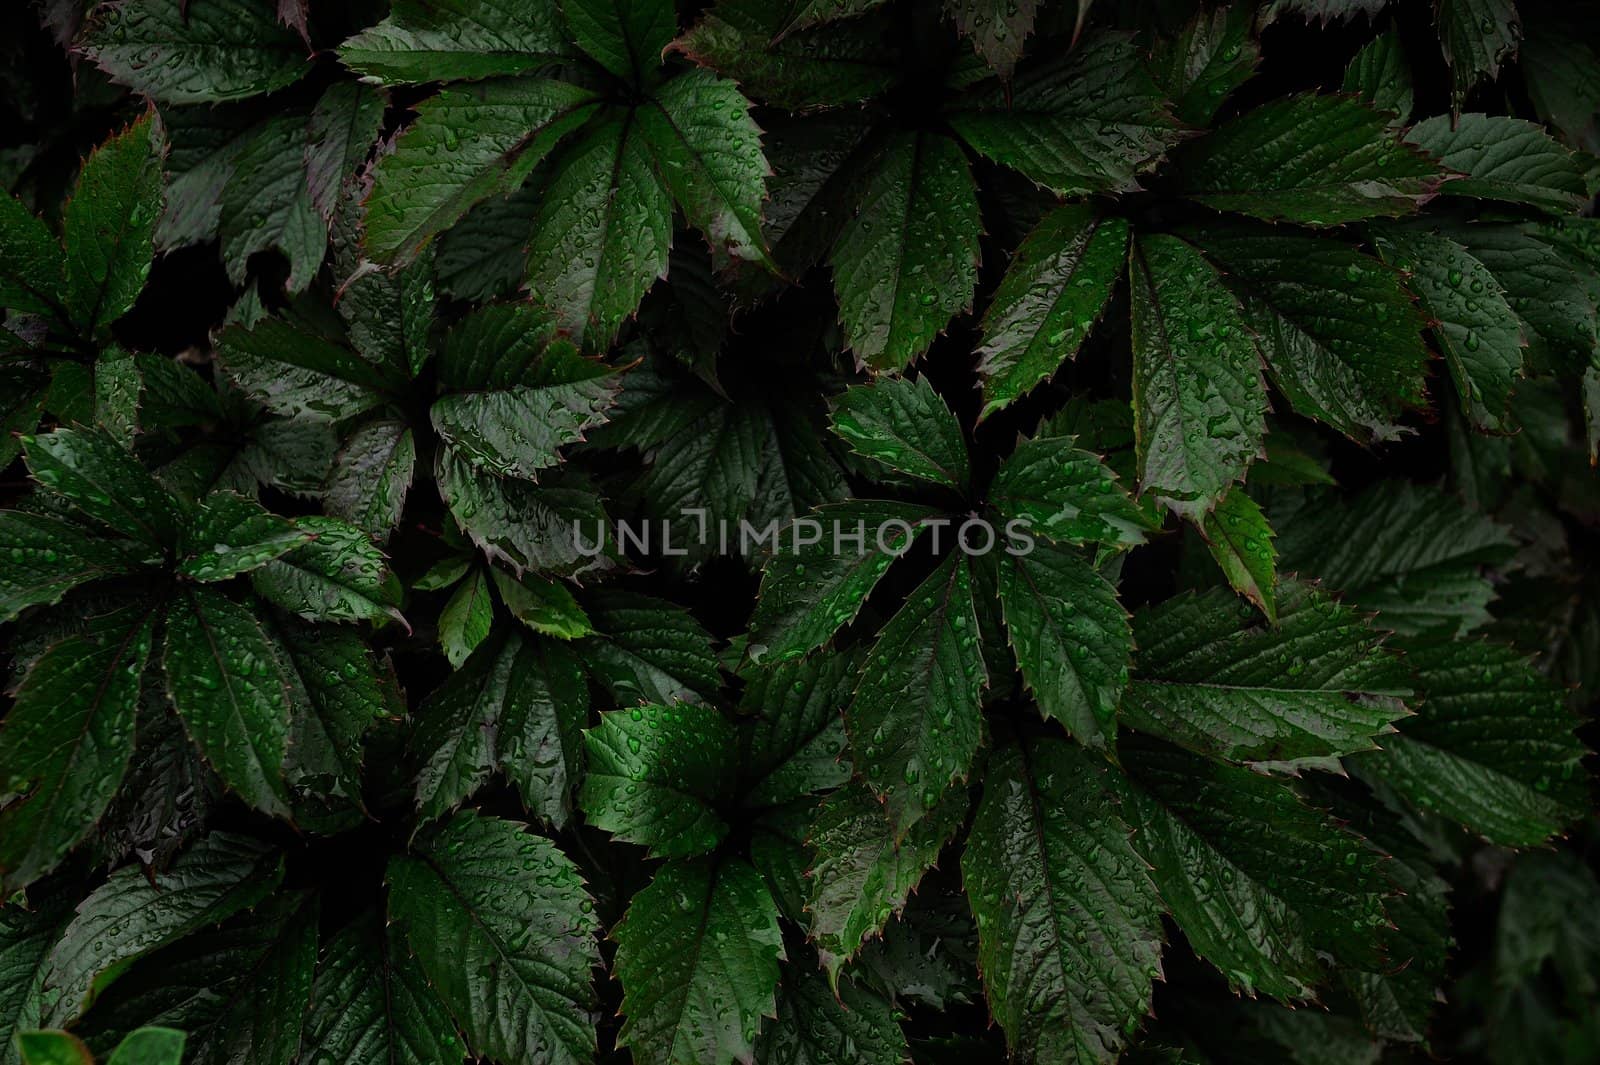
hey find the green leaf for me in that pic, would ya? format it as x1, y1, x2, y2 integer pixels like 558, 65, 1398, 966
612, 856, 783, 1065
830, 376, 969, 490
0, 898, 70, 1065
944, 0, 1037, 79
1371, 225, 1523, 428
0, 511, 136, 623
93, 346, 141, 438
439, 567, 494, 668
676, 0, 896, 112
41, 833, 283, 1024
298, 911, 462, 1065
750, 500, 941, 661
995, 541, 1130, 748
104, 1028, 186, 1065
737, 649, 856, 807
1149, 4, 1260, 127
1342, 30, 1414, 123
1353, 637, 1587, 846
777, 0, 889, 33
1174, 93, 1441, 224
275, 619, 389, 823
1123, 583, 1410, 767
1197, 487, 1278, 621
218, 115, 326, 294
0, 604, 155, 891
581, 703, 735, 858
1406, 113, 1589, 213
364, 78, 600, 265
1437, 0, 1519, 109
578, 591, 722, 704
527, 111, 673, 351
164, 589, 294, 818
176, 492, 310, 582
1127, 233, 1267, 518
565, 0, 677, 84
437, 454, 612, 574
755, 959, 906, 1065
491, 569, 594, 639
62, 114, 162, 336
830, 131, 980, 373
987, 435, 1150, 547
23, 427, 181, 548
251, 517, 403, 626
1275, 481, 1517, 636
965, 738, 1165, 1063
976, 206, 1128, 421
325, 421, 416, 539
807, 779, 967, 979
948, 33, 1183, 196
431, 326, 619, 480
0, 189, 66, 319
1188, 224, 1430, 443
1123, 737, 1388, 998
637, 69, 770, 264
216, 317, 389, 421
387, 811, 599, 1065
848, 553, 986, 838
81, 0, 310, 104
337, 0, 573, 83
306, 82, 388, 219
409, 630, 587, 825
14, 1031, 92, 1065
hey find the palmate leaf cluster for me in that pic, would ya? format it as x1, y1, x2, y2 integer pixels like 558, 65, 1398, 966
1, 0, 1599, 1063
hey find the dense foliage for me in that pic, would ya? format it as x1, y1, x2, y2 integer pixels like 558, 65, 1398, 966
1, 0, 1599, 1061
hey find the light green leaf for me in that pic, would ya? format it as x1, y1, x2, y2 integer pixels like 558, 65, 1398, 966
612, 857, 783, 1065
105, 1028, 187, 1065
996, 541, 1130, 748
80, 0, 309, 104
1127, 233, 1267, 519
965, 738, 1166, 1064
1175, 93, 1441, 224
387, 811, 599, 1065
581, 703, 735, 858
976, 206, 1128, 421
831, 131, 980, 373
62, 114, 162, 336
848, 553, 986, 838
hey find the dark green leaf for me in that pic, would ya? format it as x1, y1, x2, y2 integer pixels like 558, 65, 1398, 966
23, 427, 181, 548
218, 115, 327, 294
338, 0, 573, 83
1343, 30, 1414, 123
755, 959, 906, 1065
1197, 487, 1278, 621
1127, 233, 1267, 518
987, 435, 1150, 546
831, 131, 980, 372
0, 191, 66, 318
565, 0, 677, 83
848, 553, 986, 838
963, 738, 1165, 1064
976, 206, 1128, 421
176, 492, 310, 582
737, 649, 856, 807
1407, 113, 1589, 213
251, 517, 403, 626
1437, 0, 1519, 109
387, 811, 599, 1065
944, 0, 1037, 79
581, 703, 735, 857
439, 568, 494, 668
1149, 4, 1260, 127
578, 590, 722, 704
325, 421, 416, 539
62, 114, 162, 336
612, 856, 783, 1065
995, 541, 1130, 748
830, 376, 969, 490
492, 569, 594, 640
216, 317, 389, 421
0, 511, 137, 623
1175, 93, 1441, 224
